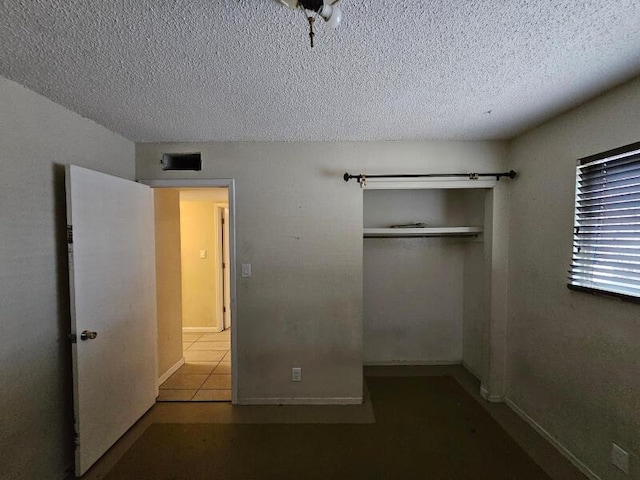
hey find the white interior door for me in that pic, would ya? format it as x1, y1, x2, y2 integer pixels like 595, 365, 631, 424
66, 165, 158, 476
222, 207, 231, 329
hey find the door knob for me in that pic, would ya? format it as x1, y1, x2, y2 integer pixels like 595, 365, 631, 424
80, 330, 98, 341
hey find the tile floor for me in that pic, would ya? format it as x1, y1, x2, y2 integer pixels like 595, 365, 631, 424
158, 330, 231, 402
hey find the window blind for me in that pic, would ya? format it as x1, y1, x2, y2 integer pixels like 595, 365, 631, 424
568, 142, 640, 301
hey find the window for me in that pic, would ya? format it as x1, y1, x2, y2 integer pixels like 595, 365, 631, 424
568, 141, 640, 301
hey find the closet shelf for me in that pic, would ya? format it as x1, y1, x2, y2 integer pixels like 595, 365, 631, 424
363, 226, 483, 238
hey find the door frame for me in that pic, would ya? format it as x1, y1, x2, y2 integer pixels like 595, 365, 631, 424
141, 178, 238, 405
218, 205, 231, 331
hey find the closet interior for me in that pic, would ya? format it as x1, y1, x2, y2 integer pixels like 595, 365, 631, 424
363, 183, 492, 380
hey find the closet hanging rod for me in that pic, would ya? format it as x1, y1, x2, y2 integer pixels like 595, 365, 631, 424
343, 170, 517, 183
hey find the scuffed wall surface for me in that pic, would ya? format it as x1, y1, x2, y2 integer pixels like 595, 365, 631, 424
137, 140, 506, 403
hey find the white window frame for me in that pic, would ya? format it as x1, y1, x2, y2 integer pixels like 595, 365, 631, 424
568, 141, 640, 302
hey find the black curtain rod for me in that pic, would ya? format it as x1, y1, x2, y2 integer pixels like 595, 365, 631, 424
343, 170, 517, 183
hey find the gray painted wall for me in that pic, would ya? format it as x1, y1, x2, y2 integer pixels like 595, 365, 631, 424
10, 63, 635, 479
136, 140, 507, 403
507, 75, 640, 479
0, 77, 135, 479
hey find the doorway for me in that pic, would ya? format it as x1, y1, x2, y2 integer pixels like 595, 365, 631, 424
147, 180, 237, 403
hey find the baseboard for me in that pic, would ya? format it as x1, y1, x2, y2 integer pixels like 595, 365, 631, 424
480, 385, 504, 403
61, 465, 74, 480
363, 360, 461, 366
238, 397, 363, 405
158, 357, 185, 386
182, 327, 220, 333
462, 361, 482, 380
505, 397, 601, 480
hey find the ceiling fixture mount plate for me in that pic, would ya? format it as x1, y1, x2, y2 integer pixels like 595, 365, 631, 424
278, 0, 342, 47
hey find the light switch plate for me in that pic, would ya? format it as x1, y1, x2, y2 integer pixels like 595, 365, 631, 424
242, 263, 251, 277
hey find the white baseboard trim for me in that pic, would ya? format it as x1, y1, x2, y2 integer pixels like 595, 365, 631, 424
363, 360, 461, 366
480, 385, 504, 403
238, 397, 363, 405
158, 357, 185, 386
182, 327, 220, 333
505, 397, 601, 480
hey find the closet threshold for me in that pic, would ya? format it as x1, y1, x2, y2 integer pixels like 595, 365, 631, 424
363, 227, 483, 238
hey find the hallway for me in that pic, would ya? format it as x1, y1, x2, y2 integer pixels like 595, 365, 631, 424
158, 330, 231, 402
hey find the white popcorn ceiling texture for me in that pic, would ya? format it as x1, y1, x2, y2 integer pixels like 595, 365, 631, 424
1, 1, 640, 142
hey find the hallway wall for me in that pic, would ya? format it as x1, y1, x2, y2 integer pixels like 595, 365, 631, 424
180, 199, 219, 330
154, 189, 184, 379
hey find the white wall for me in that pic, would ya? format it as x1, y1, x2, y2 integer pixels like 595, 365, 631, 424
462, 239, 487, 378
507, 75, 640, 479
363, 189, 486, 365
0, 77, 135, 479
462, 189, 489, 378
136, 140, 507, 403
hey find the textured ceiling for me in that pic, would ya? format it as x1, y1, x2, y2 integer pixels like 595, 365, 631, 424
1, 1, 640, 142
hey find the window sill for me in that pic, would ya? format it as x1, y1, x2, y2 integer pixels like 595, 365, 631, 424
566, 283, 640, 305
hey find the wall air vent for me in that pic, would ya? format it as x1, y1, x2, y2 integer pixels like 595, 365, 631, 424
160, 153, 202, 171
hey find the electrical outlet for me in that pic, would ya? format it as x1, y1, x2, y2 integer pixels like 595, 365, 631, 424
611, 443, 629, 474
292, 367, 302, 382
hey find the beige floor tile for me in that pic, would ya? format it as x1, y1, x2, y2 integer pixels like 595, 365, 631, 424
192, 389, 232, 401
157, 389, 197, 401
161, 373, 209, 390
178, 362, 218, 374
184, 350, 226, 362
213, 362, 231, 374
182, 333, 202, 342
199, 332, 229, 342
188, 341, 229, 351
202, 374, 232, 389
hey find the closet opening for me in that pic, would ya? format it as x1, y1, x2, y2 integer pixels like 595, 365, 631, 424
362, 186, 491, 382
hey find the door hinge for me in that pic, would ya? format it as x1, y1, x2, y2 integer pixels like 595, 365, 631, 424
223, 306, 226, 313
222, 262, 225, 269
222, 218, 225, 225
66, 225, 73, 244
69, 333, 77, 343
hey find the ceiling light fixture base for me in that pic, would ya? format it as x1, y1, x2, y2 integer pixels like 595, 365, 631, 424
279, 0, 342, 47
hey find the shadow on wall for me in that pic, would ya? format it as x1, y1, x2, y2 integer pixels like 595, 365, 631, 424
52, 162, 76, 473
